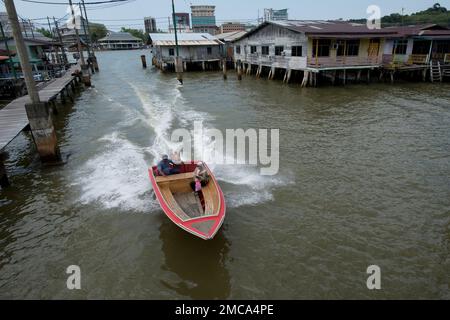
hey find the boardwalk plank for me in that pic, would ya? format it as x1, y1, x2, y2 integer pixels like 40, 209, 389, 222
0, 64, 80, 151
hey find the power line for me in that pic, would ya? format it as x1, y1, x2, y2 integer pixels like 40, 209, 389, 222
18, 0, 132, 5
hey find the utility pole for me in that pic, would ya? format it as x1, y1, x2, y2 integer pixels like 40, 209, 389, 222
22, 18, 28, 38
79, 2, 94, 73
171, 0, 183, 84
47, 16, 59, 64
4, 0, 60, 162
53, 17, 68, 65
29, 19, 34, 38
0, 20, 17, 79
68, 0, 91, 86
81, 0, 99, 71
68, 0, 85, 66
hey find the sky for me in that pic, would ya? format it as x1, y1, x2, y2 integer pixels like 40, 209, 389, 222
1, 0, 450, 31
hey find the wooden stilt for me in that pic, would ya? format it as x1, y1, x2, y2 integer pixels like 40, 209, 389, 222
237, 61, 242, 80
343, 69, 347, 85
223, 59, 227, 80
286, 69, 292, 83
60, 90, 66, 104
51, 100, 58, 116
0, 155, 10, 188
367, 69, 371, 84
357, 70, 362, 82
309, 71, 314, 87
141, 55, 147, 69
332, 70, 337, 86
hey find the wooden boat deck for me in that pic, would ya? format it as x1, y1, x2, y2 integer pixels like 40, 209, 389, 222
0, 64, 80, 152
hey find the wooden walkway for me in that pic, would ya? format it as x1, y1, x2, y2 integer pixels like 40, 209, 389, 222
0, 64, 80, 151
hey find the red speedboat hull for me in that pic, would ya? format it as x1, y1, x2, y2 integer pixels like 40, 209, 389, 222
149, 161, 226, 240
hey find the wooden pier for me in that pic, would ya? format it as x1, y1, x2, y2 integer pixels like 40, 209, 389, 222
0, 64, 81, 187
0, 64, 80, 153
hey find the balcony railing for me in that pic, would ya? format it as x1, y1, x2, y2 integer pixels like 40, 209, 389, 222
407, 54, 429, 65
307, 55, 381, 68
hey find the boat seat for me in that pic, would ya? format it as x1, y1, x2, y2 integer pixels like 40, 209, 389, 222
155, 172, 194, 183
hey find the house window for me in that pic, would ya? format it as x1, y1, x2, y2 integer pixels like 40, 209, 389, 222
275, 46, 284, 56
337, 40, 360, 56
291, 46, 302, 57
169, 48, 175, 56
312, 39, 331, 57
250, 46, 257, 54
236, 45, 241, 54
207, 47, 212, 55
393, 40, 408, 55
261, 46, 269, 55
412, 40, 431, 54
435, 40, 450, 54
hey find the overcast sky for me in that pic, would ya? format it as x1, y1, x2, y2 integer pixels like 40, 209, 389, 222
1, 0, 449, 31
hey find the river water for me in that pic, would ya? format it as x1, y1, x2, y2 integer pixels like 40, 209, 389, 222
0, 50, 449, 299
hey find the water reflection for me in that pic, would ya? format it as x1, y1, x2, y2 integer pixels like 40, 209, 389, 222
159, 218, 231, 299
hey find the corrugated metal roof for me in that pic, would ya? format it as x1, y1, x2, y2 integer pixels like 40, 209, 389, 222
383, 24, 450, 38
274, 20, 398, 36
153, 40, 220, 46
149, 33, 223, 46
215, 31, 247, 42
234, 20, 398, 42
99, 32, 142, 42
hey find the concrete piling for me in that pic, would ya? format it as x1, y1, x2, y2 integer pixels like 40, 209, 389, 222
175, 56, 183, 84
81, 65, 91, 87
24, 102, 61, 162
91, 54, 99, 71
141, 55, 147, 69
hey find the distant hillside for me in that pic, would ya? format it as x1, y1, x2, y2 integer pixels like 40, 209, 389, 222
349, 2, 450, 26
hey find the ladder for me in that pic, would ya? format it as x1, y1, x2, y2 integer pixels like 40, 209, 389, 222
430, 61, 442, 83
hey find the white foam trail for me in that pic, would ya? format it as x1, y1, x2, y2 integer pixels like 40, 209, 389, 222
189, 122, 291, 208
76, 79, 287, 211
74, 132, 157, 213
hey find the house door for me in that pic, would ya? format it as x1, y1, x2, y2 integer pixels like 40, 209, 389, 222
368, 39, 380, 62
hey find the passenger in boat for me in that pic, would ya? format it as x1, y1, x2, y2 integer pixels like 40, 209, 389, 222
157, 154, 180, 176
190, 162, 210, 191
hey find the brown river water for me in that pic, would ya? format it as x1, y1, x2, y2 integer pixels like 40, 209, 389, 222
0, 50, 449, 299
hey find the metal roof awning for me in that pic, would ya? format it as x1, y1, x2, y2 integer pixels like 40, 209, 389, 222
308, 33, 397, 39
153, 40, 221, 46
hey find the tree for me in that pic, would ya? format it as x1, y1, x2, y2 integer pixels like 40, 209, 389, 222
89, 23, 108, 42
35, 27, 53, 38
120, 27, 147, 42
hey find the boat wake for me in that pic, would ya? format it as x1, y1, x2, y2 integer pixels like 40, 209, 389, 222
74, 132, 157, 213
75, 79, 288, 212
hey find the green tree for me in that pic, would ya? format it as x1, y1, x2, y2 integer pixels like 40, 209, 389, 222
89, 23, 108, 42
35, 27, 53, 38
120, 27, 147, 42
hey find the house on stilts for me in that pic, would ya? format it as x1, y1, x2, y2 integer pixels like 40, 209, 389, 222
381, 24, 450, 82
232, 20, 397, 86
149, 33, 224, 72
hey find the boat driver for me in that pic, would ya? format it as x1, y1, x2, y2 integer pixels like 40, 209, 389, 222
157, 154, 180, 176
